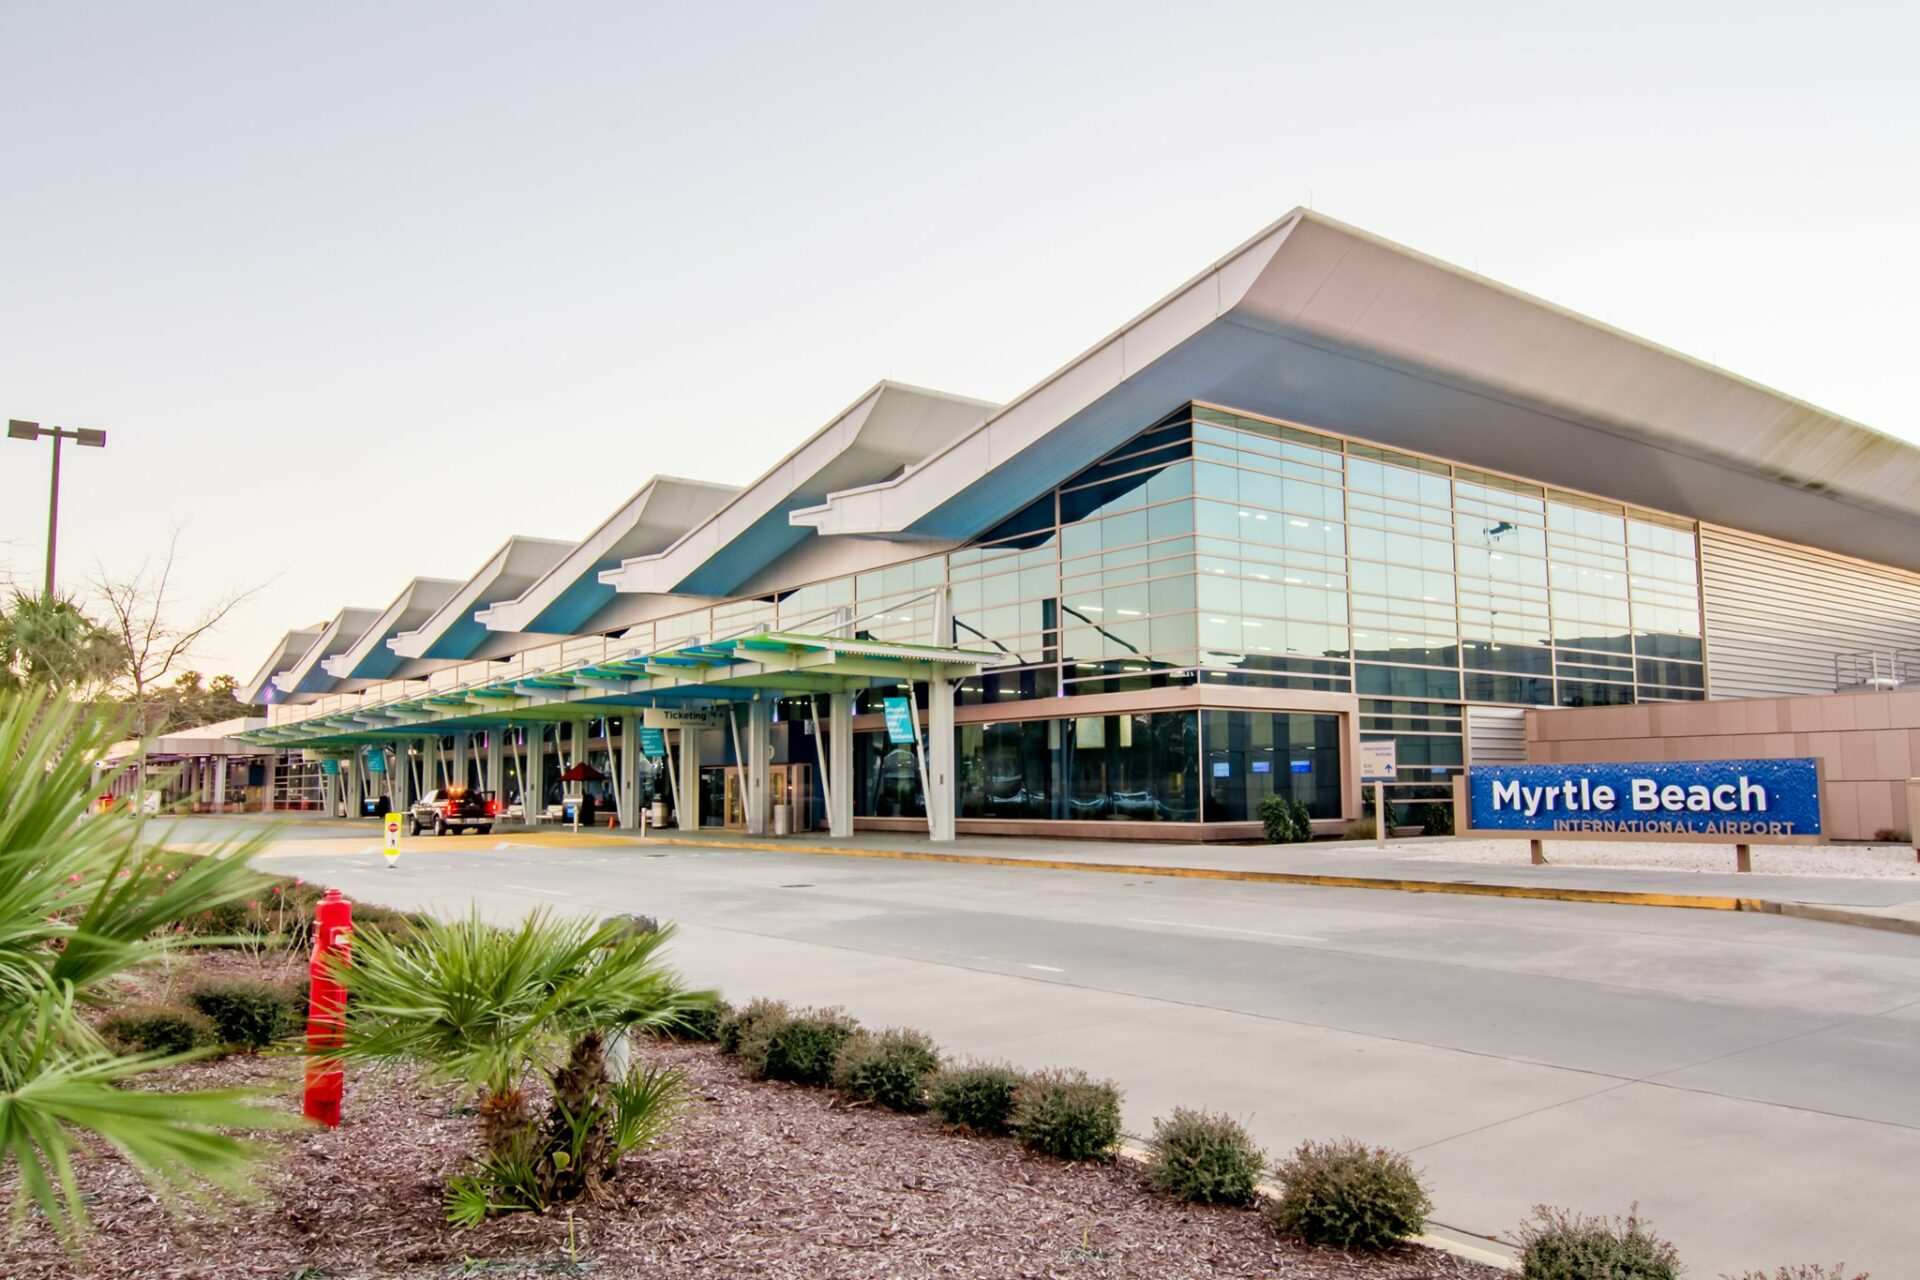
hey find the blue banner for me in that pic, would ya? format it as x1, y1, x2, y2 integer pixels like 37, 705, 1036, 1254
638, 727, 667, 759
1466, 759, 1822, 839
883, 696, 917, 746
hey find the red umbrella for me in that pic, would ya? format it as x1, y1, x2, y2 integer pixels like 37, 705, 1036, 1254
558, 762, 606, 783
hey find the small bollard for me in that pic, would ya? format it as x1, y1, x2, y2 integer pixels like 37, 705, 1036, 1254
302, 889, 353, 1127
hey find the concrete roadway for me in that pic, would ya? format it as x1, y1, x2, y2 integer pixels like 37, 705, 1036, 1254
212, 821, 1919, 1274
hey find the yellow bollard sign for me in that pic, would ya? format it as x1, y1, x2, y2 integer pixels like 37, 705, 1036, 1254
383, 813, 403, 866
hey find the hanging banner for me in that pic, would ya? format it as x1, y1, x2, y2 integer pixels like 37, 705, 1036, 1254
1457, 759, 1824, 843
638, 727, 668, 759
319, 758, 340, 776
364, 751, 386, 774
882, 697, 916, 745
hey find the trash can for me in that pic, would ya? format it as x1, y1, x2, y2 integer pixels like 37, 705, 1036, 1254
651, 801, 669, 828
773, 803, 791, 836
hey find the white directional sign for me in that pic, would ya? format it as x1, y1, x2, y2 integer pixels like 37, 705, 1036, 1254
1359, 740, 1398, 781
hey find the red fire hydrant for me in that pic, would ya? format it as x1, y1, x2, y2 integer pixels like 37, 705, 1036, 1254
302, 888, 353, 1127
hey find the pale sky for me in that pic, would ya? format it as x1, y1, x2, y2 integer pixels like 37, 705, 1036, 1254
3, 1, 1916, 683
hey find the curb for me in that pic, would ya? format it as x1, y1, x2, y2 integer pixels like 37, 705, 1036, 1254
636, 834, 1767, 913
1766, 900, 1920, 937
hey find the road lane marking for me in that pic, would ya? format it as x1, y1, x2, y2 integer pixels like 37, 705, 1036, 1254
1020, 963, 1066, 973
1125, 917, 1323, 942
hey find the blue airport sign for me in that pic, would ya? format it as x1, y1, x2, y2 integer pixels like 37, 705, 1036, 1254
638, 727, 667, 759
1464, 759, 1822, 841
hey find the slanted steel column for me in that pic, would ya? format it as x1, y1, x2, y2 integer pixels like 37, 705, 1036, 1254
828, 691, 854, 838
676, 724, 700, 830
927, 677, 956, 843
617, 716, 640, 828
745, 697, 772, 835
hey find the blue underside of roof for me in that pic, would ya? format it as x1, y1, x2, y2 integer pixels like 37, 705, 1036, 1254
526, 573, 617, 634
673, 502, 823, 598
423, 615, 490, 661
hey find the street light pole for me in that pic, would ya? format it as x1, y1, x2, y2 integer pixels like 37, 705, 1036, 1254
8, 419, 108, 598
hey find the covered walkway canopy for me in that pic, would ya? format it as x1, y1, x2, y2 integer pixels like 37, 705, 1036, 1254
238, 627, 1002, 840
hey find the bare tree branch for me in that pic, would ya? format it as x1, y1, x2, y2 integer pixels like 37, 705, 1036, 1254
91, 527, 270, 734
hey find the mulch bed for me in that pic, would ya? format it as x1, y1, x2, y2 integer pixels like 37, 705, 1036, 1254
9, 954, 1504, 1279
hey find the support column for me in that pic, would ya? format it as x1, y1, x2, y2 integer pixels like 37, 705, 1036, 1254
343, 754, 360, 819
927, 677, 955, 843
484, 729, 504, 799
828, 692, 853, 837
394, 743, 414, 811
676, 726, 700, 830
525, 726, 547, 824
262, 754, 277, 813
211, 757, 227, 814
617, 716, 640, 828
745, 697, 772, 835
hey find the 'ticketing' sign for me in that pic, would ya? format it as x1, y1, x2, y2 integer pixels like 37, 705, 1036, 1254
1462, 759, 1823, 841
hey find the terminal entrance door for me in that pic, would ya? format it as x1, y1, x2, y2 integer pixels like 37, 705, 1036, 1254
713, 764, 814, 830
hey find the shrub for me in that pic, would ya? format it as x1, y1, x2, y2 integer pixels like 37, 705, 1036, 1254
746, 1006, 859, 1086
188, 980, 304, 1050
1267, 1138, 1431, 1250
1146, 1108, 1267, 1205
100, 1004, 218, 1057
1724, 1268, 1869, 1280
1258, 795, 1313, 843
1515, 1204, 1680, 1280
1420, 803, 1453, 837
1013, 1069, 1123, 1161
718, 997, 790, 1056
1343, 816, 1378, 841
666, 995, 730, 1042
929, 1061, 1023, 1134
832, 1027, 941, 1111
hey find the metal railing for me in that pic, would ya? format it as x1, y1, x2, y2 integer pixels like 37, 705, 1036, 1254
1834, 649, 1920, 691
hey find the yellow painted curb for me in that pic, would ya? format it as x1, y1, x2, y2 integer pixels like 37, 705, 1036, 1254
637, 835, 1765, 913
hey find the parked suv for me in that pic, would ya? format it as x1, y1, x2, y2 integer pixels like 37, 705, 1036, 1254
409, 786, 495, 836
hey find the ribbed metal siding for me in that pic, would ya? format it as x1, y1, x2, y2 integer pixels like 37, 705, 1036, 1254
1700, 524, 1920, 699
1466, 706, 1528, 763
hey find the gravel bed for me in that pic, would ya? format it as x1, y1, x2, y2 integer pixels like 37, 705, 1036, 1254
1401, 837, 1920, 880
8, 1027, 1501, 1278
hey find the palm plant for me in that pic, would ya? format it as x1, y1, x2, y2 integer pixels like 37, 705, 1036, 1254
337, 909, 713, 1222
0, 688, 297, 1242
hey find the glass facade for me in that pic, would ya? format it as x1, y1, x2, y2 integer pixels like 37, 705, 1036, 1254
856, 710, 1201, 822
607, 400, 1708, 824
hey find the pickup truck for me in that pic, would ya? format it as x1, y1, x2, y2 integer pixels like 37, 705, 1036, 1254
408, 787, 496, 836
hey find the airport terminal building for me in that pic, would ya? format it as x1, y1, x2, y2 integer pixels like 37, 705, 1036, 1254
233, 211, 1920, 841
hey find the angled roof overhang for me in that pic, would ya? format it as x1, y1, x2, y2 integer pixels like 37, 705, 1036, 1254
792, 210, 1920, 571
320, 576, 463, 682
388, 536, 574, 662
476, 477, 740, 636
236, 624, 327, 706
272, 608, 384, 699
599, 382, 996, 599
238, 629, 1004, 749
